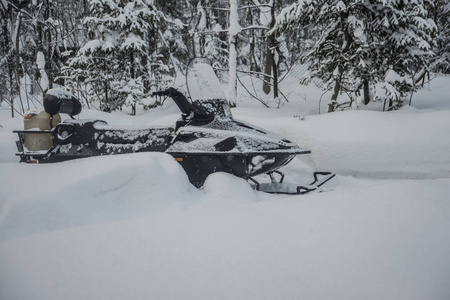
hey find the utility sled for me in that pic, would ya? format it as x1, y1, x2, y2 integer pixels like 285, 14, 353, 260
14, 88, 334, 194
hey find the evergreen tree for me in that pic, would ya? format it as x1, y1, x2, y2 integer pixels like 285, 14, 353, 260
204, 21, 229, 71
271, 0, 369, 111
369, 0, 436, 109
65, 0, 165, 114
431, 0, 450, 74
154, 0, 191, 74
271, 0, 436, 111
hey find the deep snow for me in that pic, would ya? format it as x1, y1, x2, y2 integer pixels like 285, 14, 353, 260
1, 76, 450, 300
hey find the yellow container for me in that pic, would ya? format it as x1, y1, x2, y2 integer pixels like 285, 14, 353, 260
23, 111, 61, 151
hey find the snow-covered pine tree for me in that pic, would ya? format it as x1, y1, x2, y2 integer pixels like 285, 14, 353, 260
65, 0, 165, 114
368, 0, 436, 109
271, 0, 436, 111
204, 20, 229, 72
431, 0, 450, 74
189, 0, 228, 74
149, 0, 190, 82
271, 0, 372, 112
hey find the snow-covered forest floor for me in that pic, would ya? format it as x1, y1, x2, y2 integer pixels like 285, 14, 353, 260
1, 76, 450, 300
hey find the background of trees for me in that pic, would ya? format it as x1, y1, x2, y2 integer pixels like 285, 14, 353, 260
1, 0, 448, 116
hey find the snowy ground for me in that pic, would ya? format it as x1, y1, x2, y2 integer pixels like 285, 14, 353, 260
1, 76, 450, 300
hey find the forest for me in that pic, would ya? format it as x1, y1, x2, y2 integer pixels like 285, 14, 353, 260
1, 0, 449, 116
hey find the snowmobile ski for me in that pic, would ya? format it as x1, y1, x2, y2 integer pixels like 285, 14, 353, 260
250, 171, 336, 195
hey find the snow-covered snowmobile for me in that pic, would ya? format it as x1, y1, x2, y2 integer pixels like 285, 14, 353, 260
14, 88, 334, 194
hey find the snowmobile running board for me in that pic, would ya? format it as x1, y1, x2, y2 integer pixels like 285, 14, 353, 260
250, 171, 336, 195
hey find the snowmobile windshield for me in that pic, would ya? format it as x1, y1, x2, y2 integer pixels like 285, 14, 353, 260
186, 59, 226, 101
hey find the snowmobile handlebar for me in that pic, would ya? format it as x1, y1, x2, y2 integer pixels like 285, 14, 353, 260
152, 88, 218, 122
152, 89, 173, 97
152, 88, 193, 116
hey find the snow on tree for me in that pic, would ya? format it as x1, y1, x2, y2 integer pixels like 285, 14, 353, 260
225, 0, 283, 105
64, 0, 165, 114
259, 0, 278, 97
270, 0, 368, 111
430, 0, 450, 74
227, 0, 241, 106
193, 0, 208, 57
204, 21, 228, 71
36, 51, 49, 92
271, 0, 437, 111
187, 0, 229, 77
370, 0, 436, 109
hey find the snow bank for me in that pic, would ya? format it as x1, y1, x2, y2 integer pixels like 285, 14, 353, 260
413, 76, 450, 110
294, 108, 450, 179
0, 153, 262, 243
0, 153, 195, 242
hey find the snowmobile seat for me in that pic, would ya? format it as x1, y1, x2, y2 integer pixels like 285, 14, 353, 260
44, 90, 82, 117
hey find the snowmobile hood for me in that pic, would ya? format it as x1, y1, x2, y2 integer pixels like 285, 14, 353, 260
167, 114, 309, 155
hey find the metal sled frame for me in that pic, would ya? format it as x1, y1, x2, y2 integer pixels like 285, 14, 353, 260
13, 129, 58, 163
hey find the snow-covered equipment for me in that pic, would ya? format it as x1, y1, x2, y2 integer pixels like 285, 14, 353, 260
14, 88, 334, 194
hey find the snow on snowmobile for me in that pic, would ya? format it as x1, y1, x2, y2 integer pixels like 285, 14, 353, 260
13, 88, 334, 194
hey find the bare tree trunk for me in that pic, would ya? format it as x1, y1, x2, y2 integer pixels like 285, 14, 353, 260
227, 0, 239, 106
130, 52, 136, 116
103, 62, 108, 111
262, 2, 276, 95
13, 11, 24, 114
227, 35, 238, 106
36, 6, 44, 93
272, 52, 278, 99
44, 0, 53, 91
329, 79, 340, 113
262, 35, 273, 95
363, 78, 370, 105
249, 28, 260, 72
9, 70, 14, 118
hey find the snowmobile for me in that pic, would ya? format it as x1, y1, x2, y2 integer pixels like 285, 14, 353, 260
13, 88, 334, 194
